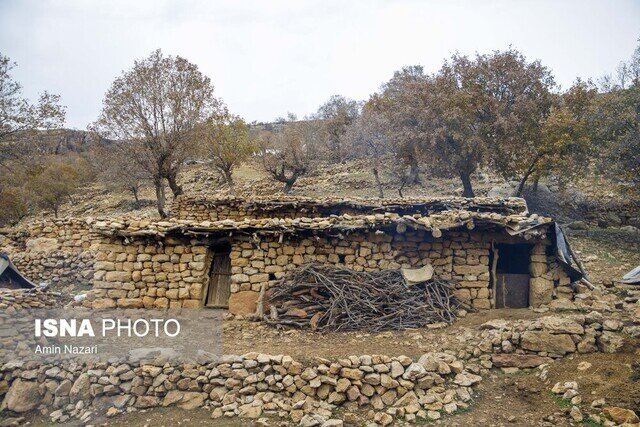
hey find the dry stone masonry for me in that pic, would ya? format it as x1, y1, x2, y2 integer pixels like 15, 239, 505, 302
0, 351, 481, 425
86, 196, 577, 313
0, 218, 96, 288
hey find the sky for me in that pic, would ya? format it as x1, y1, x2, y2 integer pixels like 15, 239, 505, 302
0, 0, 638, 129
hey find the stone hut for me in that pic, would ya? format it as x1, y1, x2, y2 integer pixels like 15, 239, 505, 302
85, 196, 582, 314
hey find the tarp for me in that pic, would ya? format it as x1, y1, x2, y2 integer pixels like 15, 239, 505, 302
0, 252, 36, 289
622, 266, 640, 284
553, 224, 584, 283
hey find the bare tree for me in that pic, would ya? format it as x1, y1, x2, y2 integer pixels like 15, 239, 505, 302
93, 142, 148, 204
314, 95, 360, 163
0, 53, 65, 166
258, 119, 314, 194
342, 102, 390, 197
93, 49, 221, 217
375, 66, 427, 186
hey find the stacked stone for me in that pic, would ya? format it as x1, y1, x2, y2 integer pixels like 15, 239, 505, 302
87, 240, 205, 310
0, 288, 70, 311
1, 218, 96, 287
474, 314, 626, 360
229, 231, 494, 315
528, 243, 573, 307
171, 195, 531, 223
0, 351, 481, 425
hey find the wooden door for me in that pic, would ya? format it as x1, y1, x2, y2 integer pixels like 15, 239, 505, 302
206, 251, 231, 308
495, 273, 529, 308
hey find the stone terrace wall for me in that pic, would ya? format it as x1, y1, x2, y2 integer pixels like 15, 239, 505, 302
0, 352, 481, 424
0, 219, 97, 288
172, 196, 334, 221
171, 195, 529, 222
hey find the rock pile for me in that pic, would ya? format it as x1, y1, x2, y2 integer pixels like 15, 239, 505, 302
475, 314, 627, 359
0, 287, 71, 311
0, 218, 96, 288
0, 351, 481, 425
550, 381, 640, 426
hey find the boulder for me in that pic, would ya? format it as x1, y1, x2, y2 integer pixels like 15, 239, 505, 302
92, 298, 117, 309
491, 354, 552, 368
238, 403, 262, 419
453, 372, 482, 386
537, 316, 584, 334
25, 237, 60, 253
0, 379, 42, 412
520, 331, 576, 354
228, 291, 259, 315
602, 407, 639, 424
69, 373, 91, 402
597, 332, 625, 353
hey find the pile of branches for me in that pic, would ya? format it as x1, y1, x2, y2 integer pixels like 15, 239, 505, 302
265, 263, 460, 332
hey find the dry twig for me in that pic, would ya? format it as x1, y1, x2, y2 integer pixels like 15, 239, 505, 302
266, 263, 459, 332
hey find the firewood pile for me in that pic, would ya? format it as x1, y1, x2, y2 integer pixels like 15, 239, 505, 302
265, 263, 460, 332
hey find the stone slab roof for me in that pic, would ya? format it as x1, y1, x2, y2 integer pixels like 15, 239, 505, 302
92, 201, 553, 241
173, 195, 530, 216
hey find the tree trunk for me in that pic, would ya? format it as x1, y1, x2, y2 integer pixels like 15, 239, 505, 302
406, 159, 421, 185
154, 178, 167, 218
532, 176, 540, 193
131, 186, 140, 203
398, 176, 407, 198
223, 170, 235, 195
283, 179, 295, 194
373, 167, 384, 198
459, 171, 474, 198
166, 170, 183, 197
516, 154, 544, 197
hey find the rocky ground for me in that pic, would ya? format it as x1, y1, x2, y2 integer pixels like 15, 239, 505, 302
2, 159, 639, 426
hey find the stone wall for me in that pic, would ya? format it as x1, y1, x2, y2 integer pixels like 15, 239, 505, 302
172, 196, 335, 221
0, 351, 481, 424
86, 229, 574, 314
0, 219, 96, 288
529, 243, 573, 307
85, 239, 208, 310
171, 195, 529, 223
228, 230, 494, 314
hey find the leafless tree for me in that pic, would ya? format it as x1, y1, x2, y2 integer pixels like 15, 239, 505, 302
258, 119, 315, 194
342, 103, 390, 197
0, 52, 65, 166
314, 95, 360, 163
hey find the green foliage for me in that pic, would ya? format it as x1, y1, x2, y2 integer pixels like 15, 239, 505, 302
0, 186, 29, 225
201, 111, 255, 193
26, 156, 90, 217
583, 417, 605, 427
550, 393, 572, 409
589, 84, 640, 196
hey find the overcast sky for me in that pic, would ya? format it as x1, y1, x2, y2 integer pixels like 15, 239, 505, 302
1, 0, 638, 129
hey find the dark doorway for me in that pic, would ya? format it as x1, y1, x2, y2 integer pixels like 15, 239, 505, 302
494, 243, 531, 308
205, 242, 232, 308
